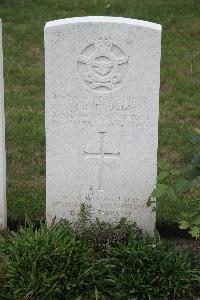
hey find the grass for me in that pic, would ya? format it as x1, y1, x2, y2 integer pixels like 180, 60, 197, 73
0, 219, 199, 299
0, 0, 199, 224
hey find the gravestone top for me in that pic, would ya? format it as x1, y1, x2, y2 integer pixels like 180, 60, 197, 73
45, 16, 161, 31
0, 19, 6, 228
45, 16, 161, 233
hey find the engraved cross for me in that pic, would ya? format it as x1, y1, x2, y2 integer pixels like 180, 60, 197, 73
84, 132, 120, 191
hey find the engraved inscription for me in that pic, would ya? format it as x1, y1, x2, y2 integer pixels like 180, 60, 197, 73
84, 132, 120, 191
50, 93, 151, 128
77, 37, 128, 92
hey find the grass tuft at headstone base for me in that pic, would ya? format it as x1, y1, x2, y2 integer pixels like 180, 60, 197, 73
0, 218, 199, 299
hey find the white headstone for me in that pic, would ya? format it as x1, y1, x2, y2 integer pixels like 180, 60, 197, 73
0, 20, 6, 228
45, 16, 161, 233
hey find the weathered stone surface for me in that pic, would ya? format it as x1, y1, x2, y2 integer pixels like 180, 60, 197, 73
0, 20, 6, 228
45, 16, 162, 233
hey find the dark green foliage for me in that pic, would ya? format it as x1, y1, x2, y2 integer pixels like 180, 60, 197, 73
0, 219, 199, 299
184, 131, 200, 179
149, 161, 191, 204
149, 155, 200, 239
105, 232, 200, 299
0, 221, 109, 299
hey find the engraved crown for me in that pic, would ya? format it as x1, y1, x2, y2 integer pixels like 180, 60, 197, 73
95, 37, 112, 53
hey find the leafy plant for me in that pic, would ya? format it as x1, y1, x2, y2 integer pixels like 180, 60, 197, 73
184, 128, 200, 179
179, 212, 200, 239
148, 157, 200, 239
147, 161, 190, 208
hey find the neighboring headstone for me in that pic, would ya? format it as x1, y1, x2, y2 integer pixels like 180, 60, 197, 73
0, 20, 6, 228
45, 16, 161, 233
